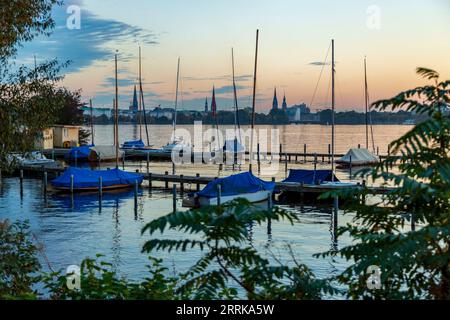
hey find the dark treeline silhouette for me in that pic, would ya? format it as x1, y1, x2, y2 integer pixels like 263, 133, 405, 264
87, 108, 426, 125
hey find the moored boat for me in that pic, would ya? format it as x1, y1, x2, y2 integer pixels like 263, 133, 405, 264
51, 167, 143, 192
336, 148, 379, 167
183, 171, 275, 207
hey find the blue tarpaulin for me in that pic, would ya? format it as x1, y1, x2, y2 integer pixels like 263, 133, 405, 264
51, 167, 143, 189
282, 169, 338, 185
123, 140, 145, 149
197, 172, 275, 198
65, 145, 93, 161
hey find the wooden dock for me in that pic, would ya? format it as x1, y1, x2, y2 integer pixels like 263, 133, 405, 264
14, 165, 395, 195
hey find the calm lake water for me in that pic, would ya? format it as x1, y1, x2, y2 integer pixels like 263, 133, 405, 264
0, 124, 413, 297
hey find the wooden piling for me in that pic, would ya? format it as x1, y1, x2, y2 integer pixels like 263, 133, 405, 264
314, 153, 317, 172
122, 153, 125, 170
284, 153, 288, 178
98, 176, 103, 197
148, 173, 152, 189
43, 171, 48, 194
196, 173, 200, 191
377, 146, 379, 156
70, 174, 74, 194
180, 175, 184, 194
304, 144, 307, 162
134, 179, 138, 210
172, 162, 176, 175
172, 184, 177, 213
146, 152, 150, 174
165, 171, 169, 189
267, 191, 273, 209
217, 184, 222, 206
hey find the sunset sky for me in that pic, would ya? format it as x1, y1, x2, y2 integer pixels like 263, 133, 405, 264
16, 0, 450, 113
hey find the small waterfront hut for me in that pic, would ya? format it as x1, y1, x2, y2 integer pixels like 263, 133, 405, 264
53, 125, 81, 148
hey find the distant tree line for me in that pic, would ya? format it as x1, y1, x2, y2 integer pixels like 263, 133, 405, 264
86, 108, 427, 126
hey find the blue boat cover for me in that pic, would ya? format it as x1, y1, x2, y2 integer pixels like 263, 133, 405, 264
123, 140, 145, 149
282, 169, 339, 184
197, 172, 275, 198
65, 145, 93, 161
51, 167, 143, 189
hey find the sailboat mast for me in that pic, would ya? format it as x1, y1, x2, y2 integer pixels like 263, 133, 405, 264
173, 57, 180, 140
139, 46, 143, 141
249, 29, 259, 173
331, 39, 335, 181
232, 48, 238, 134
89, 99, 94, 145
364, 56, 369, 150
115, 52, 119, 169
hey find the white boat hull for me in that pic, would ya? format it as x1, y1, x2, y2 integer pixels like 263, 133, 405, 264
198, 190, 271, 206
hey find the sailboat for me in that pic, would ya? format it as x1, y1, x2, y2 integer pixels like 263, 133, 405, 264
336, 56, 379, 168
52, 52, 143, 192
160, 57, 191, 154
183, 30, 273, 207
123, 46, 154, 152
222, 48, 244, 168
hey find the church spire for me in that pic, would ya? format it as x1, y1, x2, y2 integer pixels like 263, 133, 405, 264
204, 97, 209, 113
282, 92, 287, 110
132, 85, 138, 112
211, 86, 217, 117
272, 87, 278, 111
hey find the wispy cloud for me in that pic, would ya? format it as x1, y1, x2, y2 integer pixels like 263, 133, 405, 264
18, 0, 158, 73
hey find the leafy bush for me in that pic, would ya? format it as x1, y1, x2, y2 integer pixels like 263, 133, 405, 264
141, 199, 337, 299
0, 220, 41, 299
317, 68, 450, 299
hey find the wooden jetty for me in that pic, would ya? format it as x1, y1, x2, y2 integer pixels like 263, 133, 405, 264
14, 165, 395, 196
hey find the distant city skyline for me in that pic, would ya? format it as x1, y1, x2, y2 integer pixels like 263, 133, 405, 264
16, 0, 450, 113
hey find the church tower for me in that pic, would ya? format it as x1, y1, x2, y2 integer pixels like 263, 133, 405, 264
272, 87, 279, 111
204, 97, 209, 113
131, 85, 138, 112
282, 92, 287, 110
211, 86, 217, 117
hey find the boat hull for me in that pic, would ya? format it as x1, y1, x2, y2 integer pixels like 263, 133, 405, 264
52, 182, 142, 193
197, 190, 271, 207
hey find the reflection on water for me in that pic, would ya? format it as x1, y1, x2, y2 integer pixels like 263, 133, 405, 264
0, 177, 352, 289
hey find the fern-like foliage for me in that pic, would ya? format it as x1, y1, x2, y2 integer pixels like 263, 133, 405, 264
141, 198, 336, 299
318, 68, 450, 299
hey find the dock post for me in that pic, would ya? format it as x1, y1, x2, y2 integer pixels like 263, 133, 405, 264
267, 192, 273, 210
146, 152, 150, 174
134, 179, 138, 210
165, 171, 169, 189
328, 144, 331, 163
70, 174, 74, 194
358, 144, 361, 149
148, 173, 152, 190
19, 169, 23, 198
279, 144, 283, 159
172, 162, 176, 175
284, 153, 288, 178
314, 153, 317, 172
180, 175, 184, 194
304, 144, 307, 162
122, 153, 125, 170
43, 171, 48, 195
217, 184, 221, 206
98, 176, 103, 197
196, 173, 200, 191
332, 196, 339, 249
377, 146, 379, 156
172, 184, 177, 213
349, 155, 352, 178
